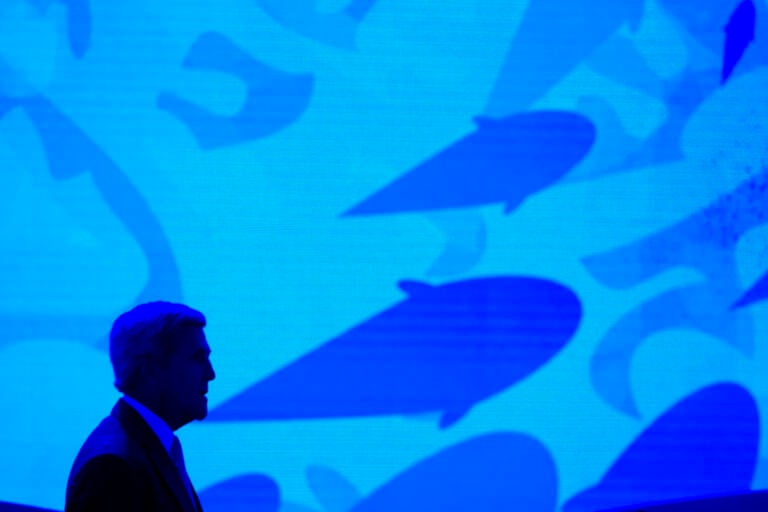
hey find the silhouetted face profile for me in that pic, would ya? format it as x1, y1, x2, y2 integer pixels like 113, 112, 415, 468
154, 325, 216, 430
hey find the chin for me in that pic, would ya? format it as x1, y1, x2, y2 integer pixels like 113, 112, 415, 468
196, 400, 209, 420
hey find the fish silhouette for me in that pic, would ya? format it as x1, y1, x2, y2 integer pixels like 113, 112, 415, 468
484, 0, 644, 116
209, 276, 581, 429
723, 0, 757, 83
350, 432, 557, 512
342, 111, 595, 216
199, 474, 281, 512
158, 32, 314, 150
562, 383, 759, 512
252, 0, 380, 49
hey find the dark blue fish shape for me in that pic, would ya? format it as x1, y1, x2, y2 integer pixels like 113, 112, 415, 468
252, 0, 380, 49
0, 502, 58, 512
589, 283, 753, 417
158, 32, 314, 150
484, 0, 644, 116
723, 0, 757, 83
208, 276, 581, 429
0, 95, 183, 348
562, 383, 760, 512
342, 112, 595, 216
599, 491, 768, 512
199, 474, 281, 512
350, 432, 557, 512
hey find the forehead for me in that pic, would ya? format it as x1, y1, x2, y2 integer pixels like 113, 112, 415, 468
171, 324, 210, 355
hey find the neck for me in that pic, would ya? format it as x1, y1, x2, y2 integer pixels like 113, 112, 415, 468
124, 391, 182, 430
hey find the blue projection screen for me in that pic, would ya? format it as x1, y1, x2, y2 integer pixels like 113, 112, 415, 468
1, 0, 768, 510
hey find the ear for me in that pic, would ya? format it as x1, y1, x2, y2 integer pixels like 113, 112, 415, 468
136, 353, 164, 384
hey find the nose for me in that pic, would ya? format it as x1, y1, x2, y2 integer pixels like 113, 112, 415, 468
206, 358, 216, 382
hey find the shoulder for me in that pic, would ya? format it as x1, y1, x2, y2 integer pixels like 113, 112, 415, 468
65, 454, 150, 511
66, 407, 154, 503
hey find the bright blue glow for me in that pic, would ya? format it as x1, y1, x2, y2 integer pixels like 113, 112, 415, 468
1, 0, 767, 510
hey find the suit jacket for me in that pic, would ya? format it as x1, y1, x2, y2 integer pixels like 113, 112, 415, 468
65, 399, 203, 512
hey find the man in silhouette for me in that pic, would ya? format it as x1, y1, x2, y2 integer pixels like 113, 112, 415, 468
66, 301, 216, 512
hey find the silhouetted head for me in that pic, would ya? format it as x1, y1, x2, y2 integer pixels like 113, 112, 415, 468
110, 301, 215, 430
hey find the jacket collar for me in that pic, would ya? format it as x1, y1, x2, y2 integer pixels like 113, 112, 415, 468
113, 399, 202, 512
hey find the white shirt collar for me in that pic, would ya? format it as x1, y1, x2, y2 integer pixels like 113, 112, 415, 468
122, 394, 176, 456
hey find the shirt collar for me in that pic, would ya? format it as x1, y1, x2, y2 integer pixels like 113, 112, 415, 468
122, 394, 176, 455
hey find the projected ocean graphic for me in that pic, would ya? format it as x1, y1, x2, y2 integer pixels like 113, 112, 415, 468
723, 0, 757, 83
0, 96, 180, 347
158, 31, 314, 150
199, 474, 280, 512
584, 168, 768, 304
569, 67, 724, 184
342, 111, 593, 276
562, 383, 760, 511
1, 0, 767, 510
586, 283, 754, 416
350, 433, 558, 512
483, 0, 644, 117
58, 0, 90, 58
21, 96, 182, 300
343, 111, 595, 216
659, 0, 761, 59
209, 277, 581, 428
583, 167, 768, 414
419, 209, 487, 277
253, 0, 380, 48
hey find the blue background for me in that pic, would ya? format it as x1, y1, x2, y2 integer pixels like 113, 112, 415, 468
1, 0, 768, 510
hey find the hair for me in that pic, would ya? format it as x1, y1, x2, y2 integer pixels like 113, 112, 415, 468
109, 301, 206, 394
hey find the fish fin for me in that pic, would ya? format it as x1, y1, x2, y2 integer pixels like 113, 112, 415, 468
503, 196, 524, 214
439, 406, 471, 429
398, 280, 433, 296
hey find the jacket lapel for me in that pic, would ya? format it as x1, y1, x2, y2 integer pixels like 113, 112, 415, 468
114, 399, 201, 512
